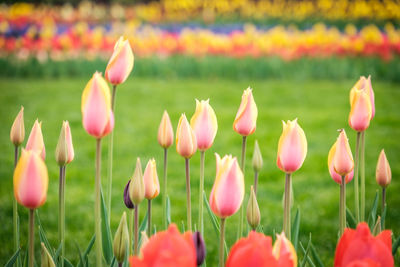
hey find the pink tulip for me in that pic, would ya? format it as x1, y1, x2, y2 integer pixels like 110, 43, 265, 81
157, 110, 174, 149
328, 141, 354, 184
376, 149, 391, 188
26, 119, 46, 160
190, 99, 218, 151
10, 106, 25, 146
276, 119, 307, 173
176, 114, 197, 158
349, 89, 372, 132
13, 149, 48, 209
105, 36, 134, 85
233, 87, 258, 136
350, 75, 375, 119
143, 159, 160, 199
333, 130, 354, 176
81, 72, 114, 139
210, 154, 244, 218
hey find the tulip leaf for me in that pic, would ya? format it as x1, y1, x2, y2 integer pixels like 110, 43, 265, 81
138, 210, 148, 243
166, 196, 171, 226
36, 211, 56, 258
368, 191, 379, 229
299, 241, 316, 267
346, 207, 357, 229
5, 248, 20, 267
291, 207, 301, 251
74, 242, 84, 267
381, 203, 387, 231
203, 191, 220, 237
110, 256, 116, 267
392, 234, 400, 256
310, 241, 325, 267
299, 235, 314, 267
54, 243, 62, 265
64, 258, 74, 267
23, 246, 28, 267
101, 190, 113, 264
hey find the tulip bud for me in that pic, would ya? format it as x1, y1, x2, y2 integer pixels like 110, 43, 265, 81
41, 243, 56, 267
81, 72, 114, 139
272, 233, 297, 266
123, 180, 134, 209
113, 212, 129, 264
376, 149, 391, 188
176, 114, 197, 158
252, 140, 263, 172
26, 119, 46, 160
192, 231, 206, 266
139, 231, 149, 257
158, 110, 174, 148
276, 119, 307, 173
55, 121, 74, 166
247, 186, 260, 230
190, 99, 218, 151
233, 87, 258, 136
129, 158, 145, 205
328, 140, 354, 185
210, 154, 244, 218
350, 75, 375, 119
143, 158, 160, 199
14, 149, 48, 209
10, 106, 25, 146
105, 36, 134, 85
333, 130, 354, 176
349, 89, 372, 132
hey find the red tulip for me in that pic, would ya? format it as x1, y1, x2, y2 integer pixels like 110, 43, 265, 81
334, 222, 393, 267
129, 224, 196, 267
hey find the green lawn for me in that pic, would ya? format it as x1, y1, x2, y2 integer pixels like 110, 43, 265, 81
0, 77, 399, 265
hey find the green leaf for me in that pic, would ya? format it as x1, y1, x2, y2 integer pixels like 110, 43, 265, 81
368, 191, 379, 229
299, 235, 313, 267
291, 207, 301, 251
36, 210, 55, 258
392, 235, 400, 256
310, 242, 325, 267
101, 190, 113, 264
64, 258, 74, 267
23, 246, 28, 267
203, 191, 220, 237
181, 221, 185, 233
77, 235, 95, 267
138, 211, 148, 244
5, 248, 21, 267
75, 242, 84, 267
166, 196, 171, 226
54, 243, 62, 265
381, 204, 387, 231
110, 256, 116, 267
346, 208, 357, 229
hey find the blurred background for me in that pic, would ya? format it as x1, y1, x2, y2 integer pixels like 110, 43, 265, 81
0, 0, 399, 266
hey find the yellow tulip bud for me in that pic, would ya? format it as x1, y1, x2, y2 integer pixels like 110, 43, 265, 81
41, 243, 55, 267
129, 158, 145, 205
10, 106, 25, 146
113, 212, 129, 264
252, 140, 263, 172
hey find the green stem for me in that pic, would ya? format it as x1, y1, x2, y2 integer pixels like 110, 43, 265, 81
382, 187, 386, 229
199, 150, 205, 235
360, 131, 366, 222
59, 166, 66, 267
254, 171, 259, 195
185, 158, 192, 231
95, 139, 103, 267
340, 176, 346, 236
283, 173, 292, 240
353, 132, 361, 222
163, 148, 168, 229
107, 85, 117, 221
129, 209, 134, 255
147, 199, 152, 237
13, 146, 20, 266
219, 218, 226, 267
237, 136, 247, 238
28, 209, 34, 267
134, 204, 139, 256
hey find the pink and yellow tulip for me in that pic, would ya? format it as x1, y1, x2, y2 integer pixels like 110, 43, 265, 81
349, 89, 372, 132
158, 110, 174, 149
143, 159, 160, 200
176, 114, 197, 158
233, 87, 257, 136
10, 106, 25, 146
26, 119, 46, 160
328, 141, 354, 184
376, 149, 391, 188
190, 99, 218, 151
333, 130, 354, 177
105, 36, 134, 85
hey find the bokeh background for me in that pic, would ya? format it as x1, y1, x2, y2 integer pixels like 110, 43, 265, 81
0, 0, 399, 266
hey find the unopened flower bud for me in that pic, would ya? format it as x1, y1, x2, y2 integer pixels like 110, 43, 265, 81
192, 231, 206, 266
252, 140, 263, 172
139, 231, 149, 257
247, 186, 261, 230
55, 121, 74, 166
41, 243, 56, 267
123, 180, 134, 209
376, 149, 391, 188
113, 212, 129, 264
129, 158, 145, 205
10, 106, 25, 146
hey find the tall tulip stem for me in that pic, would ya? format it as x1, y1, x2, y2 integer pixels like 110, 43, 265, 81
283, 173, 292, 240
185, 158, 192, 231
381, 187, 386, 229
353, 132, 361, 222
13, 145, 20, 265
163, 148, 168, 229
238, 136, 247, 238
107, 85, 117, 221
129, 209, 134, 255
59, 166, 66, 267
147, 199, 152, 237
219, 218, 226, 267
134, 204, 139, 256
340, 176, 346, 236
360, 131, 366, 221
254, 171, 259, 195
95, 139, 103, 266
198, 150, 205, 235
28, 209, 34, 267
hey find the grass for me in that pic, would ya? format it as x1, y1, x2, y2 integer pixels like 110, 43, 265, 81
0, 76, 399, 265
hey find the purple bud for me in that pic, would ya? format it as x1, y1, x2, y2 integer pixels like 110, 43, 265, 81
123, 180, 134, 209
192, 231, 206, 266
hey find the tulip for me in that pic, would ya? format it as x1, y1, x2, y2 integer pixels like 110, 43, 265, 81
129, 224, 196, 267
246, 186, 260, 230
14, 150, 48, 267
176, 114, 197, 158
349, 89, 372, 132
210, 154, 244, 266
328, 140, 354, 185
113, 212, 129, 265
192, 232, 206, 266
10, 106, 25, 147
233, 87, 258, 137
252, 140, 263, 194
334, 222, 393, 267
41, 243, 56, 267
26, 119, 46, 160
226, 231, 297, 267
143, 158, 160, 236
123, 180, 134, 209
105, 36, 134, 85
157, 110, 174, 229
350, 75, 375, 120
81, 71, 114, 139
376, 149, 391, 228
